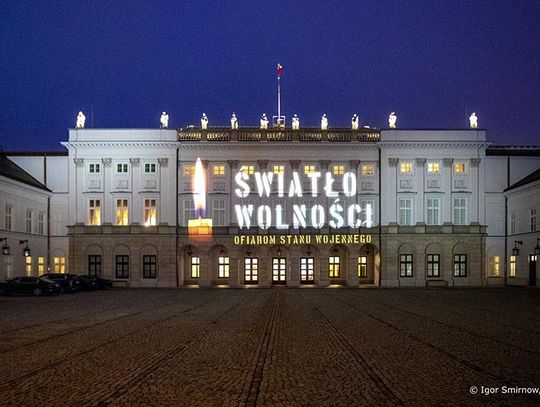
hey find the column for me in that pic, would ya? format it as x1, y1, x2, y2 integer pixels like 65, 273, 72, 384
102, 158, 112, 224
443, 158, 453, 223
415, 158, 426, 224
470, 158, 481, 223
73, 158, 85, 224
130, 159, 141, 224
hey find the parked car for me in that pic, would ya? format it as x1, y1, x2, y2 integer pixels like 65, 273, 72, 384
77, 275, 97, 291
39, 273, 81, 293
0, 277, 60, 296
82, 275, 112, 290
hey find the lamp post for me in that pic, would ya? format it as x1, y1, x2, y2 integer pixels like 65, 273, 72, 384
535, 238, 540, 257
19, 240, 31, 257
0, 238, 9, 256
512, 241, 523, 257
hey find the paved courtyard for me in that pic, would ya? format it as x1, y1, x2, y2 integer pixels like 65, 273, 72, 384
0, 288, 539, 406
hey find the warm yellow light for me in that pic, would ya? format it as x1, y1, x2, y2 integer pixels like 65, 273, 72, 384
193, 158, 206, 215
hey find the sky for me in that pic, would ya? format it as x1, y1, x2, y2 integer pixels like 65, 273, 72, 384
1, 0, 539, 151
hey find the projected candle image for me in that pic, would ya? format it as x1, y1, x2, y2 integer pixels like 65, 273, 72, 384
188, 158, 213, 235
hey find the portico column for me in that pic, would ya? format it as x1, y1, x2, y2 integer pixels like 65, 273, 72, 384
228, 160, 239, 226
415, 158, 426, 224
318, 247, 330, 287
102, 158, 112, 224
443, 158, 453, 223
130, 158, 141, 223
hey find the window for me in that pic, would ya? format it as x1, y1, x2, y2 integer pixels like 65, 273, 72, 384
304, 165, 315, 175
510, 213, 516, 235
191, 256, 200, 278
427, 254, 440, 277
89, 163, 101, 173
244, 257, 258, 283
38, 212, 45, 235
329, 256, 340, 278
489, 255, 500, 277
426, 198, 440, 225
88, 255, 102, 276
218, 256, 229, 278
143, 255, 157, 278
454, 254, 467, 277
454, 162, 466, 173
5, 204, 13, 231
144, 199, 157, 226
89, 199, 101, 226
300, 257, 314, 283
510, 255, 516, 278
25, 257, 32, 276
116, 163, 128, 173
400, 254, 413, 277
213, 165, 225, 176
453, 198, 467, 225
116, 255, 129, 279
427, 162, 440, 173
358, 256, 367, 278
144, 163, 157, 173
333, 165, 345, 175
361, 164, 374, 176
400, 162, 412, 173
116, 199, 129, 226
241, 165, 254, 175
54, 257, 66, 273
38, 256, 45, 274
273, 165, 285, 175
212, 199, 226, 226
183, 200, 196, 224
531, 209, 537, 232
272, 257, 287, 283
25, 209, 33, 234
184, 164, 195, 176
399, 198, 413, 226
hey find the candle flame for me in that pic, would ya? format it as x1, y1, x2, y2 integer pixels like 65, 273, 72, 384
193, 157, 206, 216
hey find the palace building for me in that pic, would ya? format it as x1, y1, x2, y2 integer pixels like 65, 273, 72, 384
1, 122, 539, 287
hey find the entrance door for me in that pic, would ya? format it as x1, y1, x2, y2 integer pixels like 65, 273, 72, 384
272, 257, 286, 285
244, 257, 258, 284
300, 257, 314, 284
530, 255, 537, 286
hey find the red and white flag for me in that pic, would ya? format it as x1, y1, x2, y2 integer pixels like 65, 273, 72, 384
277, 63, 283, 76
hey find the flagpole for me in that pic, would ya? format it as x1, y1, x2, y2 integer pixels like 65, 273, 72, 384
277, 73, 281, 119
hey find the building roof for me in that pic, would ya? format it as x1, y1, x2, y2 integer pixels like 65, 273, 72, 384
0, 154, 50, 191
505, 167, 540, 192
486, 145, 540, 156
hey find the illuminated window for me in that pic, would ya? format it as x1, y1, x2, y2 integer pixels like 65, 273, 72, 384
5, 204, 13, 231
510, 255, 516, 277
453, 198, 467, 225
361, 164, 374, 176
88, 255, 102, 276
89, 163, 100, 173
304, 165, 316, 175
454, 254, 467, 277
242, 165, 255, 175
427, 163, 440, 173
531, 209, 537, 232
115, 199, 129, 226
357, 256, 367, 278
115, 255, 129, 279
25, 256, 32, 276
454, 163, 466, 173
300, 257, 314, 283
54, 257, 66, 273
272, 257, 286, 283
244, 257, 258, 283
25, 209, 33, 234
213, 165, 225, 176
144, 199, 157, 226
329, 256, 340, 278
489, 255, 500, 277
400, 162, 413, 174
427, 254, 440, 277
212, 199, 226, 226
191, 256, 200, 278
426, 198, 440, 225
399, 198, 413, 226
184, 165, 195, 176
218, 256, 229, 278
145, 163, 157, 173
143, 255, 157, 278
116, 163, 128, 173
273, 165, 285, 175
38, 212, 45, 235
332, 165, 345, 175
38, 256, 44, 274
400, 254, 413, 277
89, 199, 101, 226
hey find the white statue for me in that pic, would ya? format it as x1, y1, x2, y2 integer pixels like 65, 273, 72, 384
388, 112, 397, 128
292, 114, 300, 130
160, 112, 169, 129
260, 113, 269, 129
76, 111, 86, 129
321, 114, 328, 130
201, 113, 208, 130
469, 112, 478, 129
352, 114, 359, 130
230, 113, 238, 129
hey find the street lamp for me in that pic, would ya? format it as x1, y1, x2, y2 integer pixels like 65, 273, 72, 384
277, 246, 281, 257
0, 238, 9, 256
187, 245, 193, 257
306, 245, 312, 256
535, 238, 540, 256
512, 241, 523, 257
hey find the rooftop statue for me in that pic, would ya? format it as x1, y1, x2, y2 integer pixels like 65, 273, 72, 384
321, 114, 328, 130
160, 112, 169, 129
388, 112, 397, 128
201, 113, 208, 130
469, 112, 478, 129
260, 113, 269, 129
352, 114, 359, 130
292, 114, 300, 130
76, 111, 86, 129
231, 113, 238, 130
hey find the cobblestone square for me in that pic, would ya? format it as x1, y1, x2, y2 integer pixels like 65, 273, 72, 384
0, 287, 539, 406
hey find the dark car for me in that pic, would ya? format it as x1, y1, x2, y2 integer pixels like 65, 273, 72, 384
39, 273, 81, 293
77, 275, 97, 290
82, 275, 112, 290
0, 277, 60, 296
